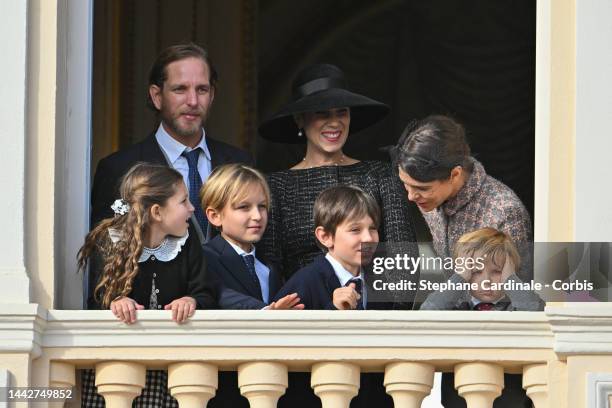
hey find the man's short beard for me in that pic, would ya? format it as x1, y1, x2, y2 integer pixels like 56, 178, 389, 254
169, 117, 202, 138
162, 111, 206, 140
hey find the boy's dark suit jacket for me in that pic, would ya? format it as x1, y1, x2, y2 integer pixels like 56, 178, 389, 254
274, 254, 394, 311
273, 254, 394, 408
91, 132, 252, 227
273, 254, 339, 309
203, 235, 283, 309
203, 236, 285, 408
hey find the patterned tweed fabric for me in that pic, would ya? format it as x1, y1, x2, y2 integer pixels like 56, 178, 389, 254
420, 157, 532, 259
258, 160, 418, 278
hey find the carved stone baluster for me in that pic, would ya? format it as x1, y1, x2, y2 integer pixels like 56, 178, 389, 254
95, 361, 146, 408
238, 362, 288, 408
49, 361, 76, 408
168, 362, 218, 407
523, 364, 548, 408
311, 362, 360, 408
384, 362, 435, 408
454, 362, 504, 408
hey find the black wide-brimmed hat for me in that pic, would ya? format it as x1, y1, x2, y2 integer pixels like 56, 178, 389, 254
258, 64, 390, 143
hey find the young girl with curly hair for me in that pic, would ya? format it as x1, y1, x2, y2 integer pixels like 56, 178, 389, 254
78, 162, 218, 407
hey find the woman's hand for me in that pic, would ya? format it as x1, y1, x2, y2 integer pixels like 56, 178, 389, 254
164, 296, 197, 323
267, 293, 305, 310
110, 297, 144, 324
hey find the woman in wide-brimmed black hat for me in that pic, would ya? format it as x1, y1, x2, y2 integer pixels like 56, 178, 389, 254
257, 63, 419, 287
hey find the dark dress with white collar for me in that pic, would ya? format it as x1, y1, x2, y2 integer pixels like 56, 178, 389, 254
87, 229, 218, 311
82, 228, 218, 408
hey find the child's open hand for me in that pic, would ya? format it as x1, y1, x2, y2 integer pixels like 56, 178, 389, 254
110, 297, 144, 324
501, 256, 516, 282
456, 266, 473, 282
164, 296, 197, 323
268, 293, 305, 310
332, 283, 361, 310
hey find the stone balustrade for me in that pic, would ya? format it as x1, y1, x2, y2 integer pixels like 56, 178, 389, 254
2, 304, 612, 407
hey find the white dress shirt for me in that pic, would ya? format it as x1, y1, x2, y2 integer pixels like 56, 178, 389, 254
155, 123, 212, 190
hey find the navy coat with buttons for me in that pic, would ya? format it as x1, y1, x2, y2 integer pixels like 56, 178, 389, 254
87, 225, 219, 310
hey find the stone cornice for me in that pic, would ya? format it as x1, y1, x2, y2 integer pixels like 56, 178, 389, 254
546, 304, 612, 355
5, 305, 612, 360
0, 304, 46, 358
42, 310, 552, 350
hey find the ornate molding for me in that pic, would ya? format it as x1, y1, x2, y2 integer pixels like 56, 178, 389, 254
546, 304, 612, 355
0, 304, 46, 358
587, 373, 612, 408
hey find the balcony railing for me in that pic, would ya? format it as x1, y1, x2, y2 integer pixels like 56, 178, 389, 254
2, 304, 612, 408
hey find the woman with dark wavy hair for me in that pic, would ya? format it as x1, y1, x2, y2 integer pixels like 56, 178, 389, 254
394, 115, 532, 267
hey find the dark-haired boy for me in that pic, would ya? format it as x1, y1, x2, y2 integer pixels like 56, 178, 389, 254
274, 185, 381, 309
274, 184, 393, 408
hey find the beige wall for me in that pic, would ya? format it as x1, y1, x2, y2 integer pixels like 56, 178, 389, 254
25, 0, 59, 310
535, 0, 576, 241
568, 356, 612, 407
2, 354, 32, 388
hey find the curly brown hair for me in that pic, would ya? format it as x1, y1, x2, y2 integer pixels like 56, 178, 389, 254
78, 163, 183, 308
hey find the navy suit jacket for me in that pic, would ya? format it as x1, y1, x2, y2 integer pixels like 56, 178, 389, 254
91, 132, 253, 227
275, 255, 397, 311
274, 255, 340, 310
204, 235, 282, 309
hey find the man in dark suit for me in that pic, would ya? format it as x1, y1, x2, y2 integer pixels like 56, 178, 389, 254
90, 43, 252, 243
87, 44, 255, 408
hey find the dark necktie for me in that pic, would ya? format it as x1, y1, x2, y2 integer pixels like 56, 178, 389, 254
346, 278, 364, 310
182, 148, 208, 234
243, 254, 263, 299
474, 302, 495, 311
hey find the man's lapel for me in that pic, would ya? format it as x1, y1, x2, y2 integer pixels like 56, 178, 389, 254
207, 136, 227, 170
141, 133, 168, 165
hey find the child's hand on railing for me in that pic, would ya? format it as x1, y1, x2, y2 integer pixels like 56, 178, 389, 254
110, 297, 144, 324
165, 296, 197, 323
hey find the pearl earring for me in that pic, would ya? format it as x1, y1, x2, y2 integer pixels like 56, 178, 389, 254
298, 129, 303, 137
